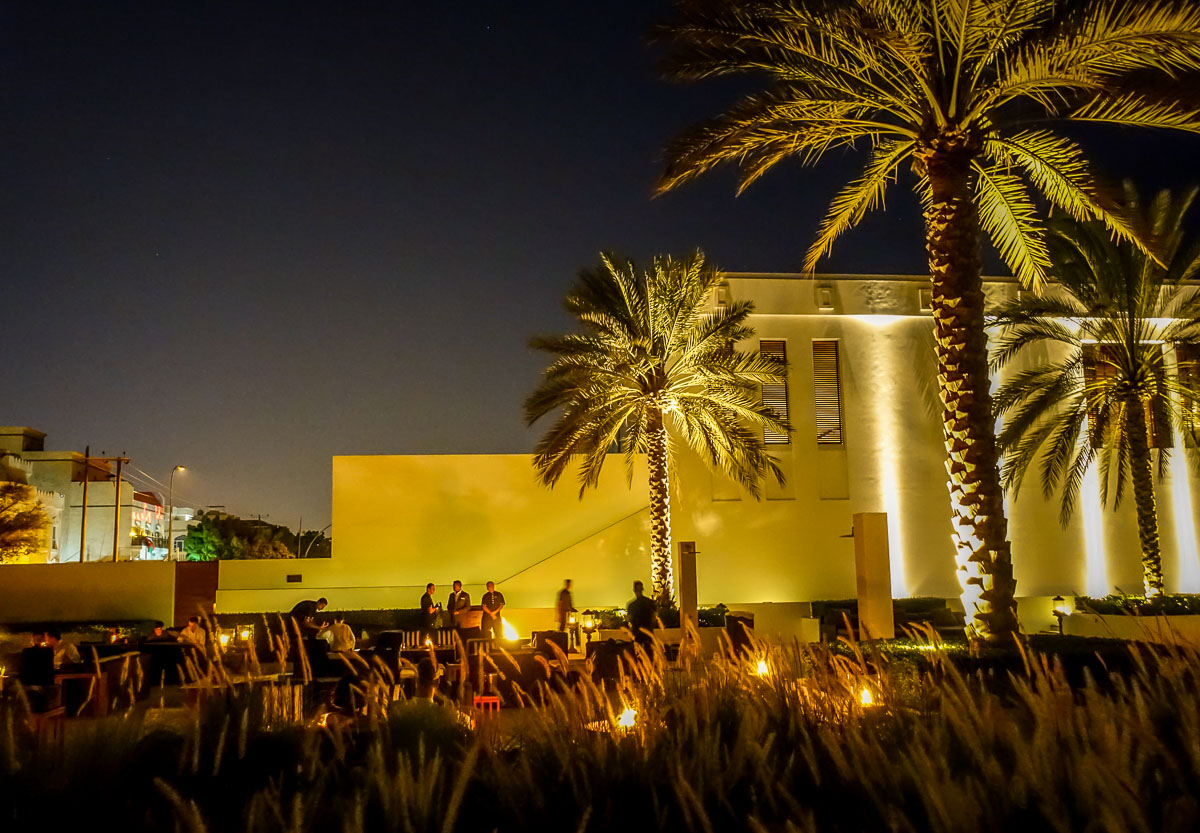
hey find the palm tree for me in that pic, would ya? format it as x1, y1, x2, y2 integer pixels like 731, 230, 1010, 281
992, 186, 1200, 597
526, 251, 790, 607
654, 0, 1200, 638
0, 482, 51, 563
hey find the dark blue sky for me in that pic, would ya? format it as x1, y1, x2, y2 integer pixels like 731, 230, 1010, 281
3, 2, 1197, 529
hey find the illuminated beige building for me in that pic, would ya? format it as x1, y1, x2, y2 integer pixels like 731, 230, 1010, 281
213, 274, 1200, 626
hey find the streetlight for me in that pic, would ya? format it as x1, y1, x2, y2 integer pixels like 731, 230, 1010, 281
167, 465, 186, 560
302, 523, 333, 558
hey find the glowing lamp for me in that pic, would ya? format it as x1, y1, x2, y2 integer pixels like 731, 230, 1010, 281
754, 659, 769, 677
617, 707, 637, 729
502, 620, 520, 642
218, 632, 230, 647
581, 609, 598, 642
239, 628, 252, 641
858, 687, 875, 707
1052, 595, 1070, 634
568, 612, 577, 626
424, 637, 433, 647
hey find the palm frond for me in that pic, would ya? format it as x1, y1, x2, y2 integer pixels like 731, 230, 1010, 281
803, 138, 914, 272
972, 159, 1052, 289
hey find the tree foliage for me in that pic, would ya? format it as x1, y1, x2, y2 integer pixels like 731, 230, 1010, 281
654, 0, 1200, 639
991, 185, 1200, 595
183, 511, 300, 561
0, 482, 51, 563
526, 250, 790, 604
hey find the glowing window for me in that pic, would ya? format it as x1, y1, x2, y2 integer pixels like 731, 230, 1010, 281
812, 340, 843, 444
759, 340, 790, 445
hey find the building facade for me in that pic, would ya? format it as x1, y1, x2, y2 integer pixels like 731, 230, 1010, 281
212, 274, 1200, 621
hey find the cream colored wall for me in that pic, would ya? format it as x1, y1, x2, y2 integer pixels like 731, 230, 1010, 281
216, 275, 1200, 616
0, 562, 175, 623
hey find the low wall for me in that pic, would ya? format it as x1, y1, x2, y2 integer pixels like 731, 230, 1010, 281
1063, 612, 1200, 646
0, 562, 175, 624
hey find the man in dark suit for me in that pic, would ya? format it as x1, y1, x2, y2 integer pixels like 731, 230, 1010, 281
447, 580, 470, 631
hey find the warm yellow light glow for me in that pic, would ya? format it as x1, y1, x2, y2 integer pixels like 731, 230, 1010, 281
424, 637, 433, 647
1053, 599, 1073, 617
617, 707, 637, 728
1081, 466, 1109, 597
239, 629, 252, 640
868, 318, 910, 597
1170, 426, 1200, 592
754, 659, 769, 676
858, 687, 875, 707
218, 632, 230, 647
582, 616, 595, 631
568, 612, 577, 626
502, 620, 520, 641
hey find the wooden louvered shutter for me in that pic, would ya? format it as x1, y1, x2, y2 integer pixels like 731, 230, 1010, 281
759, 340, 790, 444
812, 340, 843, 444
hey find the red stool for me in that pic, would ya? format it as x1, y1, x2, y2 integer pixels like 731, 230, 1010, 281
473, 695, 500, 712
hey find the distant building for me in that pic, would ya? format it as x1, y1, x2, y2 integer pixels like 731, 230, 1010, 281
0, 426, 192, 562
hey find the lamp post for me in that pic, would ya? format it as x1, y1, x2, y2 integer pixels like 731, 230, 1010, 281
302, 523, 333, 558
167, 465, 186, 560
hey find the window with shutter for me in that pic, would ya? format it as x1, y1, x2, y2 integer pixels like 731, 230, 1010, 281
759, 340, 790, 445
812, 340, 843, 444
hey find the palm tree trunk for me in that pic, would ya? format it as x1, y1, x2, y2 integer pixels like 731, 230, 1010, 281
1124, 395, 1165, 595
647, 408, 674, 608
920, 141, 1018, 641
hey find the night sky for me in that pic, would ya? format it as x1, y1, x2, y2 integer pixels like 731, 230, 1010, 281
4, 2, 1198, 530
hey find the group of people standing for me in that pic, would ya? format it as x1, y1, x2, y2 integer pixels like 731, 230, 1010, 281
419, 580, 506, 641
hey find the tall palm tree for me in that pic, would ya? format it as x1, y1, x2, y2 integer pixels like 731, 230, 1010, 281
654, 0, 1200, 638
526, 251, 790, 607
992, 186, 1200, 597
0, 482, 50, 563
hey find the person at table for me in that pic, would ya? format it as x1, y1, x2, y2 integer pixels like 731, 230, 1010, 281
419, 583, 439, 644
145, 620, 174, 643
481, 581, 505, 639
289, 597, 328, 636
178, 616, 207, 650
627, 580, 658, 646
43, 628, 81, 668
447, 580, 470, 630
318, 613, 357, 653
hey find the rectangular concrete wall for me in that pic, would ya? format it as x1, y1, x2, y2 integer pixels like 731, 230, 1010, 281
0, 561, 175, 623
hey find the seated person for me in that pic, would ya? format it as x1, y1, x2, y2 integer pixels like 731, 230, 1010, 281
178, 616, 206, 649
43, 628, 81, 668
318, 614, 357, 653
145, 620, 175, 642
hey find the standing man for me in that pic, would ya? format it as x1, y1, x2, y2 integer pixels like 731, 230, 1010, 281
556, 579, 576, 649
627, 580, 658, 648
447, 580, 471, 631
419, 583, 438, 644
481, 580, 505, 640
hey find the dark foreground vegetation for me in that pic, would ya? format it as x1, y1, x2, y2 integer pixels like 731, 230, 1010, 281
3, 628, 1198, 833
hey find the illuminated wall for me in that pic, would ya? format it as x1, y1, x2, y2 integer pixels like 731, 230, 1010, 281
217, 274, 1200, 614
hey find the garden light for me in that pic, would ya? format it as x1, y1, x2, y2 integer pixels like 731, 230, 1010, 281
218, 632, 230, 647
754, 658, 769, 676
502, 620, 520, 642
240, 628, 252, 641
859, 687, 875, 707
617, 707, 637, 729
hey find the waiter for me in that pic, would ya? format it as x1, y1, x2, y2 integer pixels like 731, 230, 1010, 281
481, 580, 505, 639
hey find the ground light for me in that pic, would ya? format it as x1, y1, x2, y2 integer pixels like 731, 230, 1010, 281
754, 658, 769, 676
502, 620, 520, 642
858, 686, 876, 707
617, 707, 637, 729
